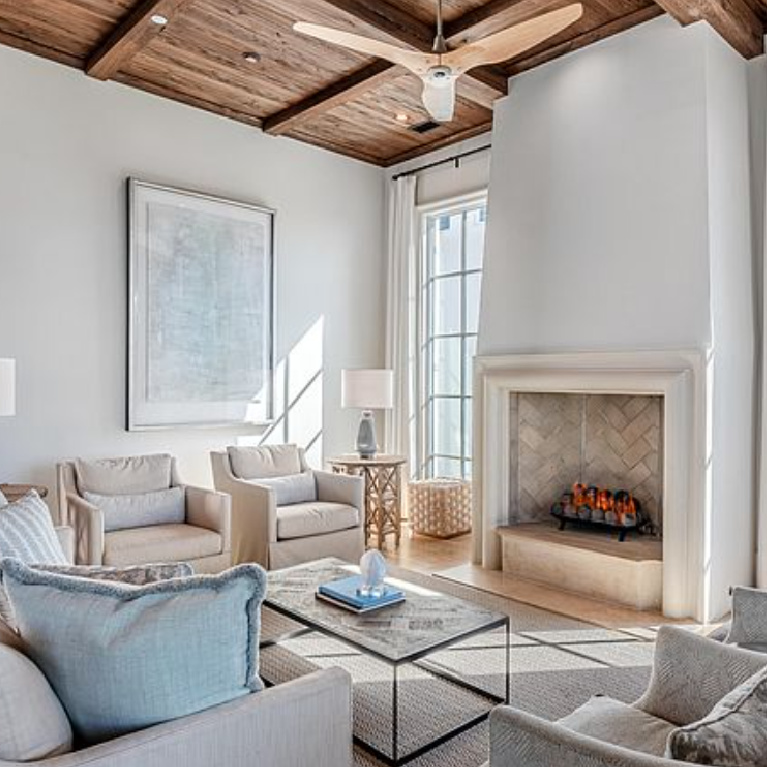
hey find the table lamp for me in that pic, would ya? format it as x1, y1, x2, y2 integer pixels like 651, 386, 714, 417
0, 359, 15, 417
341, 369, 394, 459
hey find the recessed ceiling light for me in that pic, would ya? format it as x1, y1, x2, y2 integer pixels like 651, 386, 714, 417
242, 51, 262, 63
150, 13, 168, 25
395, 113, 410, 123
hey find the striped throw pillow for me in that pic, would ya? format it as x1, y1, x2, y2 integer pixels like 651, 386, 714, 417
0, 492, 67, 624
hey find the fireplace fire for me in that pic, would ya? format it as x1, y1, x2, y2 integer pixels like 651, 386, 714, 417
550, 483, 652, 542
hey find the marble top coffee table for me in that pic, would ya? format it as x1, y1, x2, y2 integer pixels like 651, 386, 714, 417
263, 558, 510, 766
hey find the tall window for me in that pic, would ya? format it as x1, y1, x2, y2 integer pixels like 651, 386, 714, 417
420, 195, 487, 479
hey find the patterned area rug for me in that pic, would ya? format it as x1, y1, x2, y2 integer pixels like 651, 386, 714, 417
260, 565, 657, 767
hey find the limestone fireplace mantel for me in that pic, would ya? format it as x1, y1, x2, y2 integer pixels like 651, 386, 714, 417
472, 350, 708, 620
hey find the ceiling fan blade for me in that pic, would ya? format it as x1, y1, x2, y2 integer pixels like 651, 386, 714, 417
293, 22, 437, 75
421, 74, 457, 123
443, 3, 583, 73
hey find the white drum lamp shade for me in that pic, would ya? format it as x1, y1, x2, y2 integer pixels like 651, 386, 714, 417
0, 359, 16, 417
341, 369, 394, 410
341, 369, 393, 459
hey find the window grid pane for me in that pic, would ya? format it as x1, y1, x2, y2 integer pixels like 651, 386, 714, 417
421, 199, 486, 481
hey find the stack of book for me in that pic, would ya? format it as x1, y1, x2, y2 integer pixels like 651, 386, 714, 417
317, 575, 406, 613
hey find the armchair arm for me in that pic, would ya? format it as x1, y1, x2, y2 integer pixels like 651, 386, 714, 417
315, 470, 364, 513
489, 707, 677, 767
66, 494, 104, 566
210, 453, 276, 566
54, 526, 75, 564
184, 486, 232, 553
7, 668, 353, 767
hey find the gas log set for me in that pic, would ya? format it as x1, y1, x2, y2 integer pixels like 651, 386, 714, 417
550, 483, 651, 542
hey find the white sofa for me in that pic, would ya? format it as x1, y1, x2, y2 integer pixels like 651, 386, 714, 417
211, 445, 365, 569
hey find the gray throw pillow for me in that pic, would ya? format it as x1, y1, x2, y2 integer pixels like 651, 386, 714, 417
1, 562, 194, 630
666, 665, 767, 766
83, 486, 186, 532
34, 561, 194, 584
0, 492, 67, 624
0, 488, 6, 508
636, 626, 767, 726
727, 587, 767, 647
251, 472, 317, 505
1, 559, 266, 745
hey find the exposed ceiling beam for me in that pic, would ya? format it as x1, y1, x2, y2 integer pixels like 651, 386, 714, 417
263, 0, 510, 136
653, 0, 763, 58
263, 60, 395, 135
86, 0, 196, 80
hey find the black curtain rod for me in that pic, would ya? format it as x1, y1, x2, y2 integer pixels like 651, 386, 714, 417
391, 143, 491, 180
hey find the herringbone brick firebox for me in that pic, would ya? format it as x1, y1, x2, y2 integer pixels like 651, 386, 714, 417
509, 392, 663, 532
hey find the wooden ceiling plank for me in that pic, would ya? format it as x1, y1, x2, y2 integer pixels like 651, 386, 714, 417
0, 28, 83, 68
654, 0, 764, 58
505, 5, 663, 74
264, 59, 395, 134
317, 0, 435, 50
383, 120, 492, 166
86, 0, 197, 80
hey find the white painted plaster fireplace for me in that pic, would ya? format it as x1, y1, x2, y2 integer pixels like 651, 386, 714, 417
472, 351, 708, 620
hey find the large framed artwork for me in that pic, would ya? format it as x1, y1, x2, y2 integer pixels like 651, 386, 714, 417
127, 179, 274, 430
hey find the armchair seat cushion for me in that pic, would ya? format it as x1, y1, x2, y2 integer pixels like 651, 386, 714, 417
104, 524, 222, 566
276, 502, 360, 541
559, 696, 675, 757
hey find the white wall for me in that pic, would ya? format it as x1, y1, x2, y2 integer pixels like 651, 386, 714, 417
479, 16, 757, 620
0, 45, 385, 498
480, 17, 712, 355
704, 30, 756, 615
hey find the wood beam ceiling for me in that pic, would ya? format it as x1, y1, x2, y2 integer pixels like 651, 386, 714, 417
653, 0, 763, 58
86, 0, 196, 80
263, 0, 510, 136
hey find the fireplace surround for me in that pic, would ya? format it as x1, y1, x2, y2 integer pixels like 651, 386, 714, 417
473, 350, 707, 620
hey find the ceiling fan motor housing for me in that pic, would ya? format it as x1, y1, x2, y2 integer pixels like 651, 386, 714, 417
428, 65, 454, 83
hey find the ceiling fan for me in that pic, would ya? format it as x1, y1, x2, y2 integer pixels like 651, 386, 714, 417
294, 2, 583, 123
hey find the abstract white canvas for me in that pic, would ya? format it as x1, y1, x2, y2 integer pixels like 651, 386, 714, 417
128, 179, 274, 430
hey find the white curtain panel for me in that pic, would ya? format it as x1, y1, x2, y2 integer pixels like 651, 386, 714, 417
760, 113, 767, 589
384, 175, 417, 475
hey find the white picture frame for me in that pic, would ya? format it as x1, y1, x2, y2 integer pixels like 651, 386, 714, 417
127, 178, 274, 431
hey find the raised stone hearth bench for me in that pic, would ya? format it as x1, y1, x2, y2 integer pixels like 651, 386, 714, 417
499, 523, 663, 611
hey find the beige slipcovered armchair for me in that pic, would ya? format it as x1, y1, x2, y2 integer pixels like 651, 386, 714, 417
211, 444, 365, 568
57, 454, 231, 573
487, 625, 767, 767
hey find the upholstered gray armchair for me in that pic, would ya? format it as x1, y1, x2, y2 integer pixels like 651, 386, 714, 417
488, 625, 767, 767
57, 454, 231, 573
211, 444, 365, 569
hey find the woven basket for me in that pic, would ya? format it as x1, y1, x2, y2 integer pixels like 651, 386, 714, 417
409, 479, 472, 539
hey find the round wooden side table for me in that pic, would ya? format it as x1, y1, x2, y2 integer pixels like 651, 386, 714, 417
328, 455, 407, 550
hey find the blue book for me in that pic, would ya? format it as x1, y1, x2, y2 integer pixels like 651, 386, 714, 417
317, 575, 405, 613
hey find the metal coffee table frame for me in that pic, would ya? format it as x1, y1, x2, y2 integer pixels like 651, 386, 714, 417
261, 604, 511, 766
